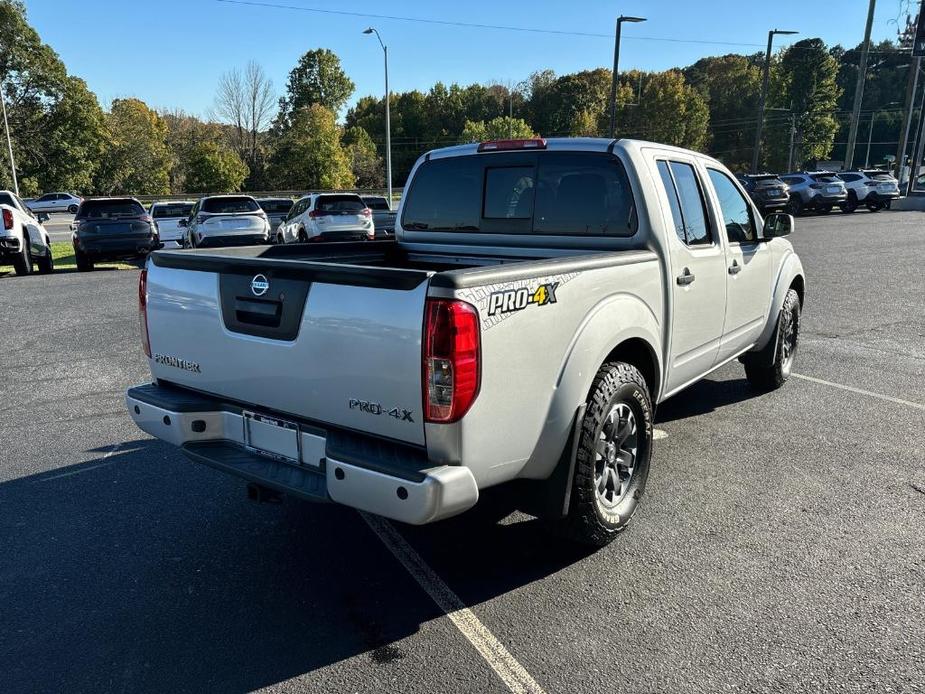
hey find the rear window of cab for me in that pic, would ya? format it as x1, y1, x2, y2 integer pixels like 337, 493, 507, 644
401, 151, 638, 237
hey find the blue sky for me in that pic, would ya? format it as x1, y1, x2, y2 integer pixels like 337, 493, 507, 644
26, 0, 906, 119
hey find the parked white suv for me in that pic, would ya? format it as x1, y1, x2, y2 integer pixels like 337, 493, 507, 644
277, 193, 374, 243
27, 192, 82, 215
0, 190, 54, 275
837, 170, 899, 213
150, 201, 194, 249
180, 195, 270, 248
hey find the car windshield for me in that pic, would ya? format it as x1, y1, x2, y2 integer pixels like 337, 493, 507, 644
78, 200, 145, 218
316, 195, 365, 213
0, 193, 15, 208
257, 199, 293, 214
152, 203, 194, 219
362, 197, 390, 211
202, 197, 260, 214
751, 176, 785, 188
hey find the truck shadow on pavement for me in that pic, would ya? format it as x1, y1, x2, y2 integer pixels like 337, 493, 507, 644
654, 375, 761, 424
0, 439, 589, 693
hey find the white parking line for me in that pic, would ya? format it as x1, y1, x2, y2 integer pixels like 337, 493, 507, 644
792, 373, 925, 411
361, 512, 547, 694
653, 428, 668, 440
36, 443, 123, 482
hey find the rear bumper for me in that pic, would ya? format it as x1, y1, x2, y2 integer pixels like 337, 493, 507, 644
125, 383, 478, 524
197, 233, 268, 248
76, 237, 158, 259
808, 194, 847, 205
865, 190, 900, 202
0, 235, 22, 255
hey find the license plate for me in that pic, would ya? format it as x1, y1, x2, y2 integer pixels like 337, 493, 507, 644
222, 218, 248, 229
768, 190, 783, 198
243, 411, 301, 463
826, 185, 841, 194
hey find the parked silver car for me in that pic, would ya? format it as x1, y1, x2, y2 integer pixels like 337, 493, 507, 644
779, 172, 847, 215
28, 192, 83, 215
836, 170, 899, 213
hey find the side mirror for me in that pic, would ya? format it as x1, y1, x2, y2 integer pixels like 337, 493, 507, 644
178, 218, 188, 227
37, 212, 50, 223
763, 212, 793, 239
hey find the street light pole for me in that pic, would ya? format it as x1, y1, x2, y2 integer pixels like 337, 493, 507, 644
0, 80, 19, 196
752, 28, 798, 173
608, 15, 646, 139
363, 27, 392, 208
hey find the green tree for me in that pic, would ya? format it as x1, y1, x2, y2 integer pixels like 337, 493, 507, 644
342, 126, 383, 188
460, 117, 536, 142
183, 141, 248, 193
95, 98, 171, 195
160, 109, 226, 192
530, 69, 611, 136
684, 54, 763, 168
269, 104, 353, 189
617, 70, 709, 150
766, 38, 841, 170
277, 49, 354, 125
0, 0, 107, 194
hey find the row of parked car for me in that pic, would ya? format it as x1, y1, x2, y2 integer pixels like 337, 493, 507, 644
737, 168, 901, 216
0, 191, 397, 275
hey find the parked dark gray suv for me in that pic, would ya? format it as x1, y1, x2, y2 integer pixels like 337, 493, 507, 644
736, 174, 790, 214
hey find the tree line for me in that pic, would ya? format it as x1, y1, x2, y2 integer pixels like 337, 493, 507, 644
0, 0, 916, 197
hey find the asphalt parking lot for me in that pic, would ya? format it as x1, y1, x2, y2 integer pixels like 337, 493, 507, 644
1, 211, 923, 693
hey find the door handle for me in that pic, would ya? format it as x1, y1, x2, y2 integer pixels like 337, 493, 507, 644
728, 260, 742, 275
676, 268, 695, 286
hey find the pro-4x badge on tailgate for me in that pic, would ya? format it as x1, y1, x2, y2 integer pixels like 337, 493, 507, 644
487, 282, 559, 316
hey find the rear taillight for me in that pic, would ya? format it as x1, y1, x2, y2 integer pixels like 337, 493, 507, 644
422, 299, 480, 423
2, 208, 12, 230
196, 214, 208, 224
362, 207, 372, 217
139, 269, 151, 358
139, 214, 153, 224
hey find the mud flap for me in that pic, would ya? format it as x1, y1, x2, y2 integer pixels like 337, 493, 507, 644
516, 403, 587, 520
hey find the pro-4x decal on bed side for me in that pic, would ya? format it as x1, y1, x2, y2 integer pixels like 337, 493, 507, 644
457, 272, 579, 330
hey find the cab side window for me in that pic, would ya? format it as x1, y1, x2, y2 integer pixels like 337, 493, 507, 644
707, 168, 756, 244
656, 160, 712, 246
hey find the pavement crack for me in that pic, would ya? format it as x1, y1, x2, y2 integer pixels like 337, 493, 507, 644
911, 482, 925, 497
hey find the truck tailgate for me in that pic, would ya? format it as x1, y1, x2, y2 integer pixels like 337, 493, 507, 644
144, 251, 431, 446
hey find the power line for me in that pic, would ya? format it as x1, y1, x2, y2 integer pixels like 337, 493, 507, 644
216, 0, 790, 49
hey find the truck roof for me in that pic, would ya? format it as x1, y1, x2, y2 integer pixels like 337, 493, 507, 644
424, 137, 724, 168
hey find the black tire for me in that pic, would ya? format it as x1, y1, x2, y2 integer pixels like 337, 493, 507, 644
67, 204, 79, 214
556, 362, 654, 547
786, 196, 803, 216
744, 288, 801, 391
817, 205, 832, 215
866, 202, 884, 212
75, 248, 93, 272
297, 228, 308, 243
841, 193, 858, 213
37, 245, 54, 274
277, 233, 284, 245
12, 236, 32, 275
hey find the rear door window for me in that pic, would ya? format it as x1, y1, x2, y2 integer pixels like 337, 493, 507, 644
668, 162, 711, 245
656, 161, 686, 244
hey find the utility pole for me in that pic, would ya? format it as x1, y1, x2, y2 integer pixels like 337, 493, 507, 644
0, 80, 19, 196
844, 0, 877, 170
895, 57, 920, 182
608, 15, 646, 138
752, 29, 798, 173
363, 28, 392, 206
787, 113, 797, 172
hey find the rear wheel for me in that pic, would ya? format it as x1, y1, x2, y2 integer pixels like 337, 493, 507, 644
67, 204, 79, 214
817, 205, 832, 215
744, 288, 801, 391
556, 362, 653, 547
12, 237, 32, 275
841, 192, 858, 213
75, 247, 93, 272
866, 202, 885, 212
786, 196, 803, 216
37, 245, 54, 274
277, 232, 284, 245
297, 228, 308, 243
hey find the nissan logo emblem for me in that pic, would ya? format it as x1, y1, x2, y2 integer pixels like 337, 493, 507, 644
250, 274, 269, 297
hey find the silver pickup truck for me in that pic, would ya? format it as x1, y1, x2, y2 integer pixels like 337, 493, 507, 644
126, 137, 805, 546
